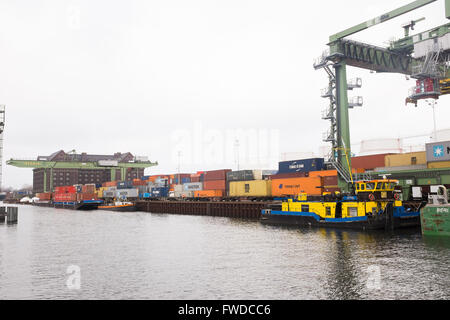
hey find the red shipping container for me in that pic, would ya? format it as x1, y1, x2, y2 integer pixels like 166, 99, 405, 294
204, 169, 231, 181
80, 193, 98, 201
82, 185, 96, 194
351, 153, 392, 170
322, 176, 338, 186
190, 175, 200, 183
133, 180, 147, 186
54, 186, 76, 194
203, 180, 226, 191
54, 193, 77, 202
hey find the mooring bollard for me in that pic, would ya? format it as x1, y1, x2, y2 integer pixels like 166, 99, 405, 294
0, 206, 6, 223
6, 207, 18, 224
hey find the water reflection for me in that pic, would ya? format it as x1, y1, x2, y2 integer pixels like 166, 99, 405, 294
321, 230, 362, 300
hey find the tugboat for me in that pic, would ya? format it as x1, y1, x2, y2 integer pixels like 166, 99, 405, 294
261, 179, 422, 230
420, 185, 450, 237
98, 200, 137, 212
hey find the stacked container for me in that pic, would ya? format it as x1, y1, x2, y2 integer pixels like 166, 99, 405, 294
54, 185, 78, 202
198, 169, 230, 197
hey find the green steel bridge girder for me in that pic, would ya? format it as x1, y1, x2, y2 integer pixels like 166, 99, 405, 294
328, 39, 416, 75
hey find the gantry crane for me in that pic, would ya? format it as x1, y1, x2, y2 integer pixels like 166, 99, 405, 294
314, 0, 450, 192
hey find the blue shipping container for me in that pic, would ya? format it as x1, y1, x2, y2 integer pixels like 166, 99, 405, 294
181, 178, 191, 184
278, 158, 325, 174
150, 187, 169, 198
117, 181, 133, 189
141, 176, 151, 181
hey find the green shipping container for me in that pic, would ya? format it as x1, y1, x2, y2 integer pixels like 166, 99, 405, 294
420, 205, 450, 237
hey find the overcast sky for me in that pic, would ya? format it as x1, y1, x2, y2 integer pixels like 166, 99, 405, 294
1, 0, 449, 189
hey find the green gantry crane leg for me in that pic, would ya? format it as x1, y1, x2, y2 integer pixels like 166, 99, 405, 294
335, 61, 352, 192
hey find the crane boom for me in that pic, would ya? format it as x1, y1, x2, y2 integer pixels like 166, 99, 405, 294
329, 0, 438, 42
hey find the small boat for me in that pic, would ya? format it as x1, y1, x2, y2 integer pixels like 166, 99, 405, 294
420, 185, 450, 237
98, 201, 137, 212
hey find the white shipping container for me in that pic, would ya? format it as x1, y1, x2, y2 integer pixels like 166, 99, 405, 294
135, 156, 149, 162
174, 185, 184, 192
183, 182, 203, 191
116, 188, 139, 199
174, 191, 194, 198
98, 160, 118, 167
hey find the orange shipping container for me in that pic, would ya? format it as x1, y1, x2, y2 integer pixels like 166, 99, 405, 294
103, 181, 117, 187
309, 168, 364, 178
194, 190, 224, 197
36, 192, 52, 200
271, 177, 323, 197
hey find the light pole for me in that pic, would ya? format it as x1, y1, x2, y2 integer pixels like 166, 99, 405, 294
427, 99, 438, 142
234, 139, 240, 171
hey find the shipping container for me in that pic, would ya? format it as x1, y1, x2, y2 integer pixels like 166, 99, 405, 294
309, 168, 363, 178
174, 191, 194, 198
385, 152, 427, 167
132, 180, 147, 186
174, 185, 184, 193
190, 174, 201, 183
229, 180, 272, 197
150, 187, 169, 198
271, 177, 323, 197
322, 175, 338, 186
183, 182, 203, 191
427, 161, 450, 169
204, 169, 231, 181
54, 186, 76, 194
203, 180, 226, 191
82, 184, 96, 194
278, 158, 325, 174
351, 153, 391, 170
103, 181, 117, 187
141, 193, 151, 198
374, 165, 427, 172
117, 181, 133, 189
194, 190, 224, 197
98, 160, 118, 167
226, 170, 263, 182
54, 193, 77, 202
426, 140, 450, 162
116, 188, 139, 199
103, 191, 115, 198
36, 192, 52, 200
269, 172, 309, 179
79, 193, 98, 201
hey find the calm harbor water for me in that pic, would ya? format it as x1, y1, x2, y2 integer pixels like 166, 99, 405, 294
0, 204, 449, 300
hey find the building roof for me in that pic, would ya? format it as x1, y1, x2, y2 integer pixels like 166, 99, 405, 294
38, 150, 135, 163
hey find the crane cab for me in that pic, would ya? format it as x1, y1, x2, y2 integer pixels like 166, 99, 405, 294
354, 179, 399, 201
